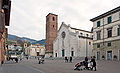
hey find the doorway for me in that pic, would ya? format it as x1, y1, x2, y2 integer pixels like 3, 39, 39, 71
55, 53, 57, 57
62, 49, 65, 57
97, 51, 100, 60
107, 51, 112, 60
37, 52, 39, 56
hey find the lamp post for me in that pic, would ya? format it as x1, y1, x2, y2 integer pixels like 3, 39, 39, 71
86, 35, 88, 57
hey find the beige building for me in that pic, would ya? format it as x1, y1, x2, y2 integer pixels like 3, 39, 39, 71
90, 6, 120, 60
25, 44, 45, 56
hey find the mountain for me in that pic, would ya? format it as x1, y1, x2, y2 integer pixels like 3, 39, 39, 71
32, 39, 46, 46
21, 37, 37, 43
8, 34, 46, 46
8, 34, 19, 41
8, 34, 37, 43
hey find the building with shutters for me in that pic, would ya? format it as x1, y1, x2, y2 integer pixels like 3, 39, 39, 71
90, 6, 120, 61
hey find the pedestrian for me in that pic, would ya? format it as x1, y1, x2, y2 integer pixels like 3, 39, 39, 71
65, 56, 68, 62
1, 61, 4, 66
84, 56, 88, 70
85, 56, 88, 62
26, 56, 28, 60
69, 56, 72, 63
90, 57, 96, 71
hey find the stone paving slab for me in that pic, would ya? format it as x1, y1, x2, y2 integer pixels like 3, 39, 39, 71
25, 59, 120, 73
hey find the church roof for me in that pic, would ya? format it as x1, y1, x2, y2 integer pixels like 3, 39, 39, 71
70, 27, 92, 33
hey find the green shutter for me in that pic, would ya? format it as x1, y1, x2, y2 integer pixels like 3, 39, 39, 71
97, 44, 100, 48
108, 16, 112, 24
118, 28, 120, 36
97, 21, 100, 27
108, 42, 111, 47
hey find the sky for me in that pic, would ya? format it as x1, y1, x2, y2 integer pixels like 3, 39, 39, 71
8, 0, 120, 40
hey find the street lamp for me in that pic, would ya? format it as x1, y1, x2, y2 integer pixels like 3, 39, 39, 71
86, 34, 88, 57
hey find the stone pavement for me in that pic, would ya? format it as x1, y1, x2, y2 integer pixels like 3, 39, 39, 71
1, 58, 120, 73
28, 59, 120, 73
0, 60, 46, 73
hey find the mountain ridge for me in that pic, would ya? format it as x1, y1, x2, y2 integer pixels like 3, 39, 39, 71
8, 34, 46, 46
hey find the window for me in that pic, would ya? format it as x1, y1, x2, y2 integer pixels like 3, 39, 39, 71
118, 27, 120, 36
92, 35, 93, 38
107, 16, 112, 24
89, 42, 91, 45
80, 33, 83, 36
86, 34, 89, 37
97, 21, 100, 27
62, 32, 66, 39
108, 42, 111, 47
97, 43, 100, 48
107, 28, 112, 38
97, 31, 101, 40
53, 17, 55, 21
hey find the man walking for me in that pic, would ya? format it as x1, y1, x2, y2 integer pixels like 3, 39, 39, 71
91, 57, 96, 71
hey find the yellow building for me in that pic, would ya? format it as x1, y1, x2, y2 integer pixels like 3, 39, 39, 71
25, 44, 45, 57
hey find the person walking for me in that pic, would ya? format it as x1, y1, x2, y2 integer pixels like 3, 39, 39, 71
85, 56, 88, 62
84, 57, 88, 70
84, 56, 88, 70
69, 56, 72, 63
90, 57, 96, 71
65, 56, 68, 62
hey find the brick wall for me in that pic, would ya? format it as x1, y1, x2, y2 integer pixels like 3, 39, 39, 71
46, 13, 58, 56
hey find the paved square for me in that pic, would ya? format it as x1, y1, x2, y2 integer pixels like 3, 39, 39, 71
28, 59, 120, 73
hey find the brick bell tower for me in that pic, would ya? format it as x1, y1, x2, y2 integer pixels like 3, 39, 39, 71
45, 13, 58, 57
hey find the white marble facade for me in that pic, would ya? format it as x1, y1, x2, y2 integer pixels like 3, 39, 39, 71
53, 22, 93, 58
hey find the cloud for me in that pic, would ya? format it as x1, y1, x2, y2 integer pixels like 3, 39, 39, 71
9, 0, 120, 40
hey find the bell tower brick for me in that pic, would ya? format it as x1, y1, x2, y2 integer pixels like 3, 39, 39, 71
45, 13, 58, 57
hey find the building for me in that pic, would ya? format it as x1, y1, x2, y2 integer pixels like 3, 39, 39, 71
8, 44, 22, 50
24, 40, 27, 48
45, 13, 58, 57
25, 44, 45, 57
0, 0, 11, 65
53, 22, 93, 58
90, 6, 120, 61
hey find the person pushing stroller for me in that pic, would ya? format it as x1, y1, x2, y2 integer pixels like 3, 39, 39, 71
74, 61, 85, 70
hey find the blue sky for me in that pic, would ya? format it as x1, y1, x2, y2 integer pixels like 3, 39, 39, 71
8, 0, 120, 40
